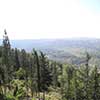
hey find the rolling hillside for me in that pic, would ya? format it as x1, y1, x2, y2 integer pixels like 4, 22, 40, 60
1, 38, 100, 65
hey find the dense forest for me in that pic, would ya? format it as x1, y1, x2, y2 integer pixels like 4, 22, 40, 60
0, 30, 100, 100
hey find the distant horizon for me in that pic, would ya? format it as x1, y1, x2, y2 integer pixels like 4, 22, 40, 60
1, 36, 100, 40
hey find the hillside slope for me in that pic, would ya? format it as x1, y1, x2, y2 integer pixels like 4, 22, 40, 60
1, 38, 100, 65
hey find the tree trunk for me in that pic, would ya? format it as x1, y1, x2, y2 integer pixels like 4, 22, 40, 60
43, 91, 45, 100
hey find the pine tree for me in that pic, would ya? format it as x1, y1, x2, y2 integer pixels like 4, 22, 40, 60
92, 66, 100, 100
2, 29, 11, 94
84, 53, 91, 100
39, 52, 52, 100
66, 65, 74, 100
32, 49, 41, 98
40, 52, 52, 91
52, 62, 58, 88
28, 54, 37, 97
15, 48, 20, 71
20, 49, 29, 99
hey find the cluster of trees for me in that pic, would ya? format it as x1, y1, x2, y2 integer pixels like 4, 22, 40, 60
0, 30, 100, 100
60, 55, 100, 100
0, 30, 53, 100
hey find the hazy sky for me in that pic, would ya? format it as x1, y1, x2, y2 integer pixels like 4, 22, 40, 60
0, 0, 100, 39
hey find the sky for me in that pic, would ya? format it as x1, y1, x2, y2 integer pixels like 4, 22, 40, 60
0, 0, 100, 39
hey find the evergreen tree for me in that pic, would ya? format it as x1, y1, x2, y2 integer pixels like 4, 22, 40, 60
20, 49, 30, 99
84, 53, 91, 100
28, 54, 37, 97
32, 49, 41, 97
66, 65, 74, 100
40, 51, 52, 91
2, 29, 11, 94
52, 62, 58, 88
92, 66, 100, 100
14, 48, 20, 71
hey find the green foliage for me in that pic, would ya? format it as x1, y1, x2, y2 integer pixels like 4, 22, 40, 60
46, 92, 62, 100
5, 93, 15, 100
15, 68, 26, 80
1, 30, 100, 100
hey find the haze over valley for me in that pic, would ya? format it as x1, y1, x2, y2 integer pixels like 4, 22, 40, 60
6, 38, 100, 66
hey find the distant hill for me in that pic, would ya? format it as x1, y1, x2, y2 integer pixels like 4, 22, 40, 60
1, 38, 100, 66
